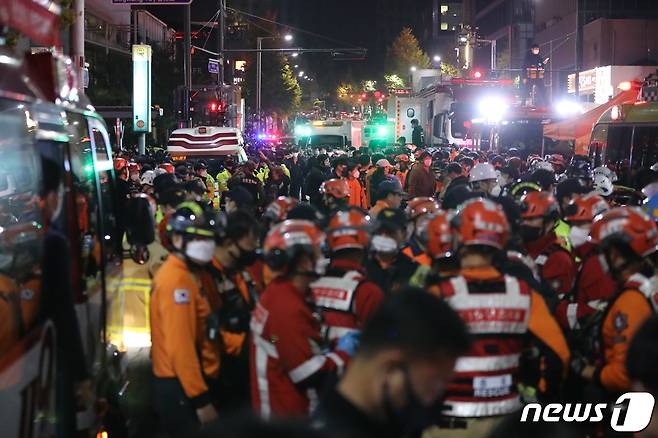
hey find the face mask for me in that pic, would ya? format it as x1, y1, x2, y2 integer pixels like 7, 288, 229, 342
231, 243, 258, 268
371, 235, 399, 253
569, 226, 590, 248
352, 169, 360, 179
382, 365, 434, 436
490, 184, 502, 197
185, 239, 216, 264
519, 224, 542, 242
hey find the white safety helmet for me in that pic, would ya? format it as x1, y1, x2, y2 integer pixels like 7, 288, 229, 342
592, 174, 613, 197
532, 160, 555, 173
154, 168, 168, 177
469, 163, 498, 183
140, 170, 156, 186
593, 165, 618, 183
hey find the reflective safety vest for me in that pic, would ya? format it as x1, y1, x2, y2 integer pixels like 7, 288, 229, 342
204, 174, 220, 210
441, 275, 531, 418
108, 276, 152, 351
310, 271, 362, 342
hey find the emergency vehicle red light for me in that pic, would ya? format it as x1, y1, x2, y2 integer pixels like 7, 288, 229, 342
463, 121, 472, 129
474, 71, 482, 79
209, 102, 218, 112
618, 81, 632, 91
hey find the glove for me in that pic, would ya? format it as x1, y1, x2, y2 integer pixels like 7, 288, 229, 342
336, 330, 361, 357
569, 352, 589, 377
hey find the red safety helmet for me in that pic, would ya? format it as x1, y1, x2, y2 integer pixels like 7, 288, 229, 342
548, 154, 567, 172
128, 162, 140, 173
264, 196, 299, 224
453, 198, 509, 249
590, 207, 658, 257
406, 197, 440, 221
264, 220, 325, 270
417, 210, 455, 259
327, 208, 372, 252
564, 193, 610, 223
520, 191, 559, 220
320, 178, 350, 199
159, 163, 175, 174
113, 158, 128, 172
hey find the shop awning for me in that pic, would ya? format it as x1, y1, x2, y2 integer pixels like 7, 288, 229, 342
543, 89, 638, 149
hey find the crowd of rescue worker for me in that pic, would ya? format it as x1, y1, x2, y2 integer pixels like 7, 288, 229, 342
110, 141, 658, 438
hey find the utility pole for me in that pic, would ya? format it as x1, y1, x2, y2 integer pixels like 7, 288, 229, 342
256, 37, 263, 131
71, 0, 85, 91
575, 0, 581, 99
219, 0, 225, 88
183, 4, 192, 127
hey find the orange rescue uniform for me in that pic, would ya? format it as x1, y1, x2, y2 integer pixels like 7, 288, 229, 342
595, 275, 656, 392
151, 255, 220, 405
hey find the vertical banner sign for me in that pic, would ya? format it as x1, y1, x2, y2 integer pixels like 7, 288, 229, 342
133, 45, 152, 133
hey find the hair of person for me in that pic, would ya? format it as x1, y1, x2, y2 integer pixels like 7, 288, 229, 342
225, 209, 261, 243
358, 287, 471, 359
627, 314, 658, 395
358, 154, 371, 167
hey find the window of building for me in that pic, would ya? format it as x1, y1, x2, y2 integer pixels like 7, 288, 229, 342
441, 22, 449, 31
441, 5, 448, 14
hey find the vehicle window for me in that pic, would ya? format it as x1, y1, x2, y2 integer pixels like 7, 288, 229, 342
589, 124, 608, 166
603, 126, 633, 185
89, 122, 121, 263
66, 112, 102, 298
0, 99, 45, 358
631, 126, 658, 171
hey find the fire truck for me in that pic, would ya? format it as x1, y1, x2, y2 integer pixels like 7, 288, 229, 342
389, 77, 553, 155
0, 48, 128, 438
589, 73, 658, 187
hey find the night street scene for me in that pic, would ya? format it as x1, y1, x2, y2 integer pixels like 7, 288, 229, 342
2, 0, 658, 437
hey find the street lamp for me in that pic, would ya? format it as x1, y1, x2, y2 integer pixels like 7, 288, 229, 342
298, 71, 305, 77
294, 64, 299, 68
433, 55, 441, 62
257, 34, 293, 128
292, 52, 299, 57
410, 66, 417, 72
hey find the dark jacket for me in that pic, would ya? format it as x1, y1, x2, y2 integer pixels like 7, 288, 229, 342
303, 164, 331, 207
365, 252, 419, 293
407, 164, 436, 198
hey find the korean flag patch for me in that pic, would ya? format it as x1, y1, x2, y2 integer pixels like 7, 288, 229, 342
174, 289, 191, 304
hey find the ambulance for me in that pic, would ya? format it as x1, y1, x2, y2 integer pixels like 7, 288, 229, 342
0, 48, 128, 437
167, 125, 248, 163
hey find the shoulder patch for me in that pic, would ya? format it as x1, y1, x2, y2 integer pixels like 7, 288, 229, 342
20, 289, 35, 301
174, 289, 191, 304
613, 311, 628, 332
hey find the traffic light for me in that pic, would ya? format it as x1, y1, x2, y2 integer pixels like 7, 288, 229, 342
361, 93, 367, 99
471, 68, 488, 80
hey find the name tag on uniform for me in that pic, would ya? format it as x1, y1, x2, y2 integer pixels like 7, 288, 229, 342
174, 289, 190, 304
473, 374, 512, 398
